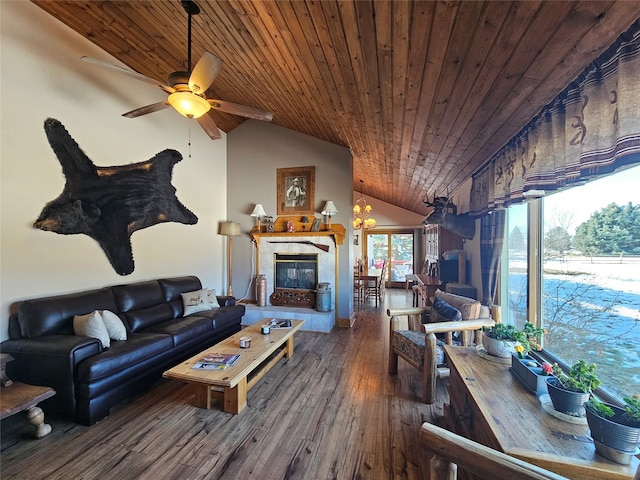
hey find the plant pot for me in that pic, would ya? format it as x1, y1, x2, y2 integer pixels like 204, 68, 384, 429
545, 377, 590, 417
482, 332, 515, 358
585, 403, 640, 463
510, 354, 550, 396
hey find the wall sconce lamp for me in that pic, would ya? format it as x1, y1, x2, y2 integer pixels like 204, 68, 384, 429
321, 201, 339, 230
250, 204, 268, 231
219, 221, 241, 296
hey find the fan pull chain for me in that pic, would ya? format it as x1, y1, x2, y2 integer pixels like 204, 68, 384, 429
188, 124, 192, 158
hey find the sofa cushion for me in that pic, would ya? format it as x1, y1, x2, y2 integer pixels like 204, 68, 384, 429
435, 289, 481, 320
18, 287, 117, 339
122, 303, 175, 333
194, 305, 246, 330
76, 332, 173, 382
181, 289, 210, 315
158, 276, 202, 302
73, 311, 110, 348
112, 280, 165, 312
100, 310, 127, 341
142, 316, 213, 347
393, 330, 446, 367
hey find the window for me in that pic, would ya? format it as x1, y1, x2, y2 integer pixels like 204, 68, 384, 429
364, 230, 414, 286
502, 165, 640, 400
502, 203, 528, 327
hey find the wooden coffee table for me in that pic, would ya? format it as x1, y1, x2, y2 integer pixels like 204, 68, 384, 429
164, 319, 304, 414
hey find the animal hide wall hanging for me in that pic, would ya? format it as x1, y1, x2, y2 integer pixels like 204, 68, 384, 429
34, 118, 198, 275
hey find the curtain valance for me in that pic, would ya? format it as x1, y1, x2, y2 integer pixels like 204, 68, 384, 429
470, 19, 640, 215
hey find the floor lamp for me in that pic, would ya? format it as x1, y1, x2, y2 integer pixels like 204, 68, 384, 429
220, 221, 241, 296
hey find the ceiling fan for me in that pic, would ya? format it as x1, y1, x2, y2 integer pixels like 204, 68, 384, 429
81, 0, 273, 140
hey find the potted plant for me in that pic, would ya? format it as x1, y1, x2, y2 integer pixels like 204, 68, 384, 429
584, 395, 640, 464
546, 360, 600, 417
482, 322, 544, 359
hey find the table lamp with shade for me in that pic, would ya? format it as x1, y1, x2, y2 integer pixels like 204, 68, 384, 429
250, 204, 267, 231
219, 221, 241, 296
321, 201, 338, 230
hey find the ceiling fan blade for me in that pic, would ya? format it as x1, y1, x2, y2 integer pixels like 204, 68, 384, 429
122, 101, 170, 118
197, 113, 222, 140
189, 52, 224, 95
81, 56, 174, 94
208, 99, 273, 122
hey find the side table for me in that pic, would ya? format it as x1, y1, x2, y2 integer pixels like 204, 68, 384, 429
0, 354, 55, 438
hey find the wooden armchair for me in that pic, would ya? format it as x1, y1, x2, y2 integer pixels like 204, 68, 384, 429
420, 422, 569, 480
387, 307, 494, 403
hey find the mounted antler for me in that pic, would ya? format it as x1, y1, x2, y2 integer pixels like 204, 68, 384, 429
423, 193, 474, 239
423, 192, 456, 216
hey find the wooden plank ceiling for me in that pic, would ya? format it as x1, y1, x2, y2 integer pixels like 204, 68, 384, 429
32, 1, 640, 216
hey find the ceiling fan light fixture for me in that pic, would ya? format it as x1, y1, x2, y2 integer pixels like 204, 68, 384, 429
168, 91, 210, 119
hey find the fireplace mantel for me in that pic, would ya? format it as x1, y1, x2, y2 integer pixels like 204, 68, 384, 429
250, 217, 345, 245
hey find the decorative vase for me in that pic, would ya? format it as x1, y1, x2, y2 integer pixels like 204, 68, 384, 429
510, 354, 550, 396
546, 377, 589, 417
585, 403, 640, 464
482, 332, 515, 358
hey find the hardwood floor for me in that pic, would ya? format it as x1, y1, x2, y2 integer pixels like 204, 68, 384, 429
1, 289, 448, 479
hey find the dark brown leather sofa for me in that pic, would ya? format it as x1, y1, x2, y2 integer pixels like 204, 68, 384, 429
0, 276, 244, 425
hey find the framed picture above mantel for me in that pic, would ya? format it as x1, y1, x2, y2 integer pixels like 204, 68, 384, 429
277, 166, 315, 215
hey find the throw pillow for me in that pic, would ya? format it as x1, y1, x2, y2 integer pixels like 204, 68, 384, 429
99, 310, 127, 341
434, 289, 481, 320
73, 311, 110, 348
181, 288, 210, 315
207, 289, 221, 308
433, 297, 462, 321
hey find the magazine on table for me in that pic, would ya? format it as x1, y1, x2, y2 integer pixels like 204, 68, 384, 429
192, 353, 240, 370
268, 318, 292, 329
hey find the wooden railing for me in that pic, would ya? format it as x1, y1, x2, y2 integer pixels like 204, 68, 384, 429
419, 422, 569, 480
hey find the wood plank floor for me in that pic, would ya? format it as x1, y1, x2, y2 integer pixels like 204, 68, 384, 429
1, 289, 448, 479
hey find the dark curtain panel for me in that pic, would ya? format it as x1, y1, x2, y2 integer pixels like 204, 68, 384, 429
480, 210, 505, 306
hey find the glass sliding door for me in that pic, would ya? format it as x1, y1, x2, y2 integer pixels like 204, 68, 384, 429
364, 230, 414, 287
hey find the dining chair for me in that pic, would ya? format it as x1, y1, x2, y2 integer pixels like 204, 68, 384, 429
353, 267, 364, 304
364, 260, 384, 307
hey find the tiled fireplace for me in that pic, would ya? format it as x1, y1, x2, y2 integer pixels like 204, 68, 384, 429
242, 233, 338, 332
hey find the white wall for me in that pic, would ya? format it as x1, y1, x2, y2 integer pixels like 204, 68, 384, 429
227, 120, 353, 320
0, 2, 228, 341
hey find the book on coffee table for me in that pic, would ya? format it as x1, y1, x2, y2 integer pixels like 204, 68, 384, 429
192, 353, 240, 370
268, 318, 292, 329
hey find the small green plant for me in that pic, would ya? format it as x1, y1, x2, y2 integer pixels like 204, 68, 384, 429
483, 322, 545, 357
585, 397, 615, 418
551, 360, 601, 394
483, 323, 520, 341
586, 394, 640, 423
623, 395, 640, 423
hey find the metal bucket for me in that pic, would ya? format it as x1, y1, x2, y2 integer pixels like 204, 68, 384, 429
316, 283, 331, 312
256, 274, 267, 307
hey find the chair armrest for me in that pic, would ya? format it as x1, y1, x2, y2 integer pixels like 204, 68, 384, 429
1, 335, 102, 418
217, 296, 236, 307
387, 307, 431, 332
387, 307, 431, 317
422, 318, 495, 335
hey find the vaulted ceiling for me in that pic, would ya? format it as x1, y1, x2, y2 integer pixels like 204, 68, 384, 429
33, 1, 640, 216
